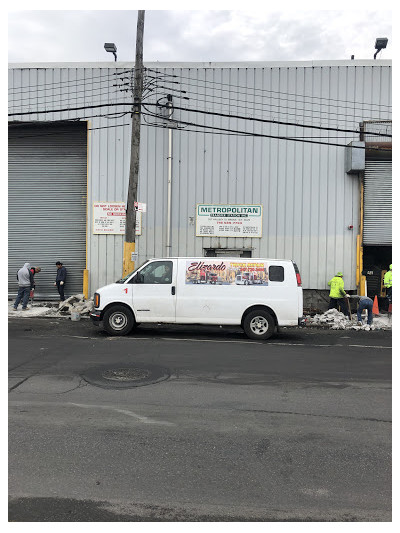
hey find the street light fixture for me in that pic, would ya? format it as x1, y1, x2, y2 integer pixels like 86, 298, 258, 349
374, 38, 388, 59
104, 42, 117, 62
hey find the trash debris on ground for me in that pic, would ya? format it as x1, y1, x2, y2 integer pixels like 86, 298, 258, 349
57, 294, 94, 316
304, 308, 392, 330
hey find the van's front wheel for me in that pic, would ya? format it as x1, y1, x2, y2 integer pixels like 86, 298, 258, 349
103, 305, 135, 336
243, 310, 275, 340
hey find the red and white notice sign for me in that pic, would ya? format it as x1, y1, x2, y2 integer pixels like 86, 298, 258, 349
93, 202, 142, 235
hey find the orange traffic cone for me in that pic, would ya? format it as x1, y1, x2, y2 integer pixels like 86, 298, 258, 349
372, 295, 380, 315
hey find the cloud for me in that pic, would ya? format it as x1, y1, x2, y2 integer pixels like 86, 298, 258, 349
8, 9, 392, 63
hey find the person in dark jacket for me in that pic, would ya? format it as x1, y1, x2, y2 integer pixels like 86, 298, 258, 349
13, 262, 34, 310
54, 261, 67, 301
30, 266, 41, 289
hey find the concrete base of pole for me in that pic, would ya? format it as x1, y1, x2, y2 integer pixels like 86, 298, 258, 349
123, 241, 136, 277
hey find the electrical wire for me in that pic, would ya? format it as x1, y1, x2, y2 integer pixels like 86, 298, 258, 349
9, 101, 390, 137
147, 87, 386, 129
142, 102, 392, 137
9, 65, 391, 115
7, 68, 134, 95
8, 113, 390, 150
145, 67, 392, 110
141, 110, 391, 150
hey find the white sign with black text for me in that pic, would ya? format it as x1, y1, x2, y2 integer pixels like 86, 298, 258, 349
196, 204, 263, 238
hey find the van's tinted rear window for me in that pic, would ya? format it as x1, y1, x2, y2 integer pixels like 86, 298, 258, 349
269, 265, 284, 282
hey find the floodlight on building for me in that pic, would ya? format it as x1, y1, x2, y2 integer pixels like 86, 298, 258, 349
104, 42, 117, 62
374, 38, 388, 59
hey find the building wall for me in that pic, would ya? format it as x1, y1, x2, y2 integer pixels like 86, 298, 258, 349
8, 61, 392, 296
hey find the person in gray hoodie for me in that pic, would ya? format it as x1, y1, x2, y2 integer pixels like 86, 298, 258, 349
13, 262, 34, 310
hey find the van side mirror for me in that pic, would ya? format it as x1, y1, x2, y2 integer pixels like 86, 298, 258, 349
136, 273, 144, 284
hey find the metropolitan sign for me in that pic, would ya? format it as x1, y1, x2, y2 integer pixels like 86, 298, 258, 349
196, 204, 263, 238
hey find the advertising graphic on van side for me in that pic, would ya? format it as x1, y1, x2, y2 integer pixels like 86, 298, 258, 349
196, 204, 263, 238
185, 260, 269, 285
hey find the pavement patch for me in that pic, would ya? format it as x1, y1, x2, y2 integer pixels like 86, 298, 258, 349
81, 362, 170, 389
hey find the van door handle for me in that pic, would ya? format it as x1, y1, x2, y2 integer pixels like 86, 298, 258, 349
171, 286, 176, 295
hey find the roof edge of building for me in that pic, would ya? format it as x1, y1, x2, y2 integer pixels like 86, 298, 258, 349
8, 59, 392, 69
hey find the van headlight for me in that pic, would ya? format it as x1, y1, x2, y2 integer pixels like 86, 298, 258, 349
94, 292, 100, 308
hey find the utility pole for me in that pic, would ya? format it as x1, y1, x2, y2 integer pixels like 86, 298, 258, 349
123, 10, 145, 276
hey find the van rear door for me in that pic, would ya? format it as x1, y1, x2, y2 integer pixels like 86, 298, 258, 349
292, 261, 304, 320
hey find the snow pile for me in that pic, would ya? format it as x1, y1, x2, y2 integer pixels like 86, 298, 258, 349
8, 302, 55, 317
8, 294, 94, 318
305, 308, 392, 330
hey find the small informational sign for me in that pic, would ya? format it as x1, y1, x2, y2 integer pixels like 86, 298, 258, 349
134, 201, 147, 212
131, 252, 138, 262
93, 202, 142, 235
196, 204, 262, 238
185, 260, 269, 286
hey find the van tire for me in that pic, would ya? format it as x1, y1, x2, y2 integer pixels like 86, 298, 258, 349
243, 309, 275, 340
103, 305, 135, 336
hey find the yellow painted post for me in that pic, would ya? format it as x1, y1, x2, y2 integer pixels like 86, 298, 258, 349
83, 121, 90, 300
123, 242, 136, 277
357, 178, 366, 296
83, 269, 89, 299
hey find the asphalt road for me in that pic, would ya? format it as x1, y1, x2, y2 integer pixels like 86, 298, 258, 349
8, 317, 392, 522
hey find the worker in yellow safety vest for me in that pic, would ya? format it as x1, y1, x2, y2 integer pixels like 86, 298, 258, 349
328, 272, 350, 317
384, 264, 392, 303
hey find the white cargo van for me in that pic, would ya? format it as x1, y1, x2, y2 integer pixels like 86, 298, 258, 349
90, 257, 303, 340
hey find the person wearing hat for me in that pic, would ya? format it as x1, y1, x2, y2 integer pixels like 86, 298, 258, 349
328, 272, 350, 317
384, 264, 392, 303
29, 266, 41, 305
54, 261, 67, 301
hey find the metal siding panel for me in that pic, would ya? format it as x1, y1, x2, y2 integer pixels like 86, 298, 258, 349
8, 123, 87, 299
8, 63, 391, 292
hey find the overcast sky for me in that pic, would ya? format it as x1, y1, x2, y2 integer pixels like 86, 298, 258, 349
8, 4, 392, 64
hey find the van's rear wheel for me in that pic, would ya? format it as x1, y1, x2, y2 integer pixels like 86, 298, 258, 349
243, 309, 275, 340
103, 305, 135, 336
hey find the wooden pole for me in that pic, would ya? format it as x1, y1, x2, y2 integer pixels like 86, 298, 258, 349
123, 10, 145, 276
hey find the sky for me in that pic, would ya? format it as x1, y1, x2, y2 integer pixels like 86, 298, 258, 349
7, 2, 393, 64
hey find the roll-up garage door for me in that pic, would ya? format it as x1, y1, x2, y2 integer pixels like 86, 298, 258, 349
363, 159, 392, 246
8, 122, 87, 299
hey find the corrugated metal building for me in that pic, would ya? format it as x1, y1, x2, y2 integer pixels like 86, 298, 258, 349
8, 60, 392, 303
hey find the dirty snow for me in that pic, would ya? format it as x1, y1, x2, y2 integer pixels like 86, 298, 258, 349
8, 295, 391, 331
8, 294, 94, 319
305, 308, 392, 330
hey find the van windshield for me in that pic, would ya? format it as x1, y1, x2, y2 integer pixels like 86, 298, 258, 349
115, 260, 149, 283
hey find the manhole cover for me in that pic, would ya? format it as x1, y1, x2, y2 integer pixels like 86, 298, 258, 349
82, 363, 170, 389
102, 368, 151, 381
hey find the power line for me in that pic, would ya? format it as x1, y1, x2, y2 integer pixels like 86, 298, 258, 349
141, 111, 391, 150
8, 87, 130, 109
143, 102, 392, 137
9, 84, 387, 132
152, 88, 386, 128
8, 114, 390, 151
9, 65, 392, 113
145, 67, 392, 110
8, 69, 134, 95
8, 100, 391, 137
